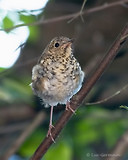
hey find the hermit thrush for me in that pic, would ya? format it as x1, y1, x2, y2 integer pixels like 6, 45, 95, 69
30, 36, 84, 142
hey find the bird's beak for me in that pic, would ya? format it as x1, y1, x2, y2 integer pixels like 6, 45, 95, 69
62, 38, 74, 49
68, 38, 75, 43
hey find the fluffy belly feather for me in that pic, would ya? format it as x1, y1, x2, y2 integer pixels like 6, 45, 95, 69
32, 67, 84, 106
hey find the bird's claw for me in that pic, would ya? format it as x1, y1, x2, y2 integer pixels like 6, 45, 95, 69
47, 124, 55, 143
66, 102, 76, 114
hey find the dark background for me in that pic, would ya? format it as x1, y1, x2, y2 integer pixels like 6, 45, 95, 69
0, 0, 128, 160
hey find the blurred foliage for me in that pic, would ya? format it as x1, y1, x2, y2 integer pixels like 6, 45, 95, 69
19, 128, 72, 160
0, 10, 40, 104
19, 129, 45, 157
44, 141, 72, 160
0, 10, 40, 42
0, 67, 6, 72
16, 106, 128, 159
120, 105, 128, 110
0, 77, 32, 105
19, 14, 40, 43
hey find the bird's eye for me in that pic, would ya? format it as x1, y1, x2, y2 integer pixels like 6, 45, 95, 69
55, 42, 60, 48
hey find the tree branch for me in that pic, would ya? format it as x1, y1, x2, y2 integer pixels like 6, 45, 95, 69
85, 83, 128, 105
1, 0, 128, 32
30, 23, 128, 160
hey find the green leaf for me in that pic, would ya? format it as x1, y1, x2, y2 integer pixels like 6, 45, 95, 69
20, 14, 36, 23
28, 26, 40, 43
120, 105, 128, 110
2, 16, 14, 29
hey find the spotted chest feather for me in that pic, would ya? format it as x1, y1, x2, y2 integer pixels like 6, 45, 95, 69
31, 36, 84, 106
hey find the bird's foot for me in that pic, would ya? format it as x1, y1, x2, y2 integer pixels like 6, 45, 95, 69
66, 101, 76, 114
47, 124, 55, 143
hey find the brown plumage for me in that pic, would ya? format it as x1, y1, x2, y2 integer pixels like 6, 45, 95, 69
30, 36, 84, 141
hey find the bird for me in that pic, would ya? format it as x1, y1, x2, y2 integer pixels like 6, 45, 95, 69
30, 36, 84, 142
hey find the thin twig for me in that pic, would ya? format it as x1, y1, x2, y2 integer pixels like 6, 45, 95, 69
80, 0, 87, 22
0, 0, 128, 32
30, 23, 128, 160
68, 0, 87, 23
86, 83, 128, 105
1, 111, 46, 160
